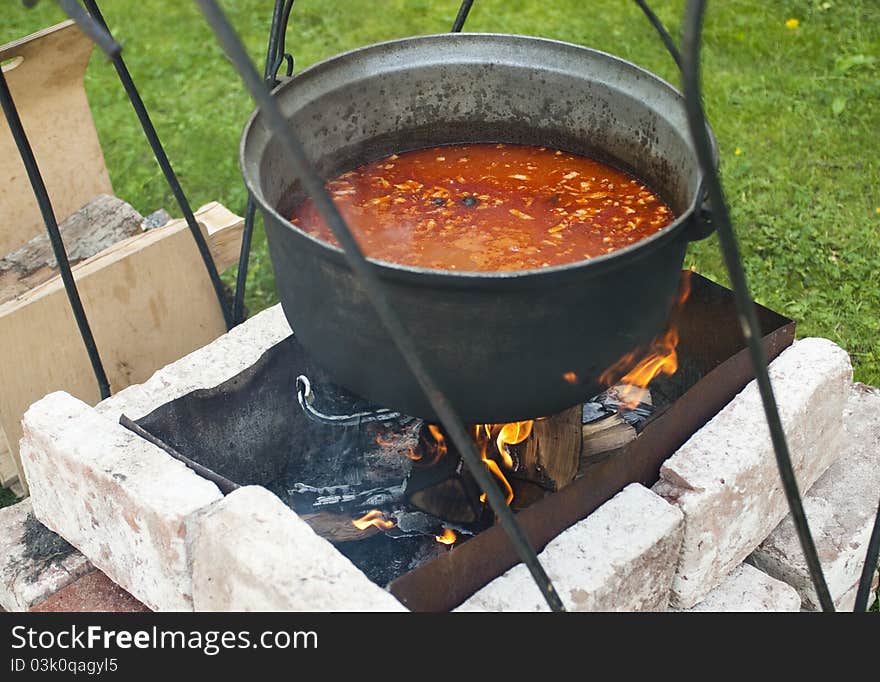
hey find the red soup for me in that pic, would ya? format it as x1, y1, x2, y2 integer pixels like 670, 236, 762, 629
289, 143, 675, 272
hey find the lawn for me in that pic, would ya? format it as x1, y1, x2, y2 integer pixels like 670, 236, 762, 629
2, 0, 878, 384
1, 1, 878, 606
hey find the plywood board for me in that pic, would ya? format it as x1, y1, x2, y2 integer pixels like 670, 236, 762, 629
0, 202, 243, 492
0, 432, 17, 488
0, 21, 113, 257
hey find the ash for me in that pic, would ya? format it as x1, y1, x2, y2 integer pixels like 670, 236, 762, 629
16, 513, 77, 584
336, 533, 448, 588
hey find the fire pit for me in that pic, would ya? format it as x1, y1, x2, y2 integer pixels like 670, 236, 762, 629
15, 272, 871, 612
112, 272, 792, 610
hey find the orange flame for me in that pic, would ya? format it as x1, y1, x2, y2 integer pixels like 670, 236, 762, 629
351, 510, 395, 531
599, 271, 693, 408
562, 371, 578, 384
435, 528, 457, 545
472, 421, 534, 506
375, 434, 393, 447
421, 424, 448, 466
495, 421, 533, 469
419, 421, 536, 507
404, 447, 423, 461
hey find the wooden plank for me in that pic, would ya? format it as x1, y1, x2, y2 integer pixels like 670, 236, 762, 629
0, 203, 243, 492
0, 429, 17, 488
0, 21, 112, 256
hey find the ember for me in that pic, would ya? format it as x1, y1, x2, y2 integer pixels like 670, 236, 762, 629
352, 510, 395, 531
435, 528, 457, 545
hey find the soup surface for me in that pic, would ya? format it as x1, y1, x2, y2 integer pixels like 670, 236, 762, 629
289, 143, 675, 272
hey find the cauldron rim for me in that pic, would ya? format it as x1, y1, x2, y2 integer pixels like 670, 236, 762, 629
240, 32, 714, 283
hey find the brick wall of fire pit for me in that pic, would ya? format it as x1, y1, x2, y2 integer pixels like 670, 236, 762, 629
9, 303, 880, 612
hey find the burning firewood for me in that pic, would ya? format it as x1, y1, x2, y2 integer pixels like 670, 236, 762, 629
512, 405, 582, 492
405, 426, 484, 524
405, 407, 584, 520
288, 481, 406, 513
579, 385, 654, 466
300, 511, 386, 543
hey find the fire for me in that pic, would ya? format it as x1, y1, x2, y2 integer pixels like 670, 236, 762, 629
422, 424, 447, 466
422, 420, 535, 507
351, 509, 395, 531
435, 528, 457, 545
377, 433, 424, 461
562, 371, 578, 384
473, 420, 534, 506
600, 271, 692, 408
495, 421, 533, 469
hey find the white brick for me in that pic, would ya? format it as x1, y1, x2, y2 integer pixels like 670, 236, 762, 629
677, 563, 801, 612
96, 304, 291, 421
20, 392, 222, 611
191, 486, 407, 612
749, 382, 880, 611
836, 574, 879, 612
456, 484, 683, 612
653, 338, 852, 608
0, 498, 93, 612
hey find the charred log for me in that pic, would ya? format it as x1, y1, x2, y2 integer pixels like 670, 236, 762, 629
405, 426, 484, 524
300, 511, 384, 543
579, 385, 655, 466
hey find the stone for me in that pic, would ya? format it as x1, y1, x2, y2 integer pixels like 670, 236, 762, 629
30, 570, 149, 613
141, 208, 171, 230
191, 486, 407, 612
19, 392, 223, 611
677, 564, 801, 612
0, 498, 92, 612
95, 304, 291, 422
749, 382, 880, 611
455, 484, 683, 612
836, 573, 879, 612
653, 338, 852, 608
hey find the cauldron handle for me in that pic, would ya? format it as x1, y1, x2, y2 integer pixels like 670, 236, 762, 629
687, 181, 715, 242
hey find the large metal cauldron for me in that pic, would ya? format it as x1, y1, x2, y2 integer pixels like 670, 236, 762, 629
241, 33, 714, 423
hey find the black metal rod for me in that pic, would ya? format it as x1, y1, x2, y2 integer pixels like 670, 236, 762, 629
266, 0, 290, 87
233, 0, 291, 325
0, 68, 111, 400
194, 0, 565, 612
853, 497, 880, 611
273, 0, 296, 81
79, 0, 234, 330
633, 0, 682, 70
681, 0, 835, 612
451, 0, 474, 33
234, 203, 258, 324
56, 0, 120, 57
119, 414, 240, 495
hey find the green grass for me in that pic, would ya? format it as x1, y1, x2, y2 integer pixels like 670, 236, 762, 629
0, 486, 19, 509
1, 4, 878, 600
2, 1, 878, 384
